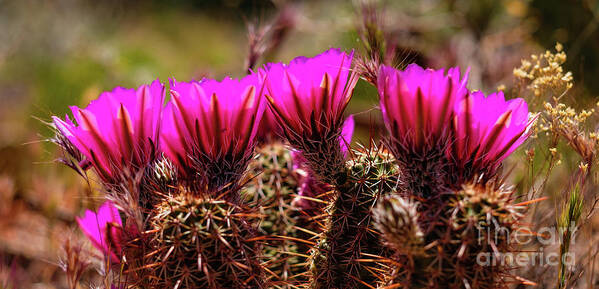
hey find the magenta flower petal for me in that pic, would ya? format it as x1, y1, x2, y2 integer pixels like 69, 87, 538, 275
340, 115, 355, 154
52, 80, 165, 183
377, 64, 469, 152
76, 201, 123, 263
265, 48, 358, 140
451, 90, 533, 172
160, 72, 266, 190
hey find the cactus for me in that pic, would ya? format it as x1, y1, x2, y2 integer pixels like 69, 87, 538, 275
447, 181, 523, 289
309, 145, 399, 289
376, 180, 524, 289
53, 44, 538, 289
243, 142, 317, 287
243, 143, 298, 204
147, 193, 265, 289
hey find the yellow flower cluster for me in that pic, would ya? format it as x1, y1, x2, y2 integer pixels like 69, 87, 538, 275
541, 101, 598, 166
514, 43, 573, 100
542, 102, 595, 131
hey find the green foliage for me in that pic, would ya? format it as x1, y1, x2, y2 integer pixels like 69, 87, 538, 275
557, 185, 584, 289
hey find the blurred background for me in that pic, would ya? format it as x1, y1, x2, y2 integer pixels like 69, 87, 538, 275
0, 0, 598, 287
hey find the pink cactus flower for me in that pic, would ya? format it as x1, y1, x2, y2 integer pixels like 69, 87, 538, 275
160, 73, 265, 189
451, 90, 534, 174
377, 64, 469, 152
265, 48, 358, 142
264, 49, 358, 184
52, 80, 165, 183
76, 201, 123, 263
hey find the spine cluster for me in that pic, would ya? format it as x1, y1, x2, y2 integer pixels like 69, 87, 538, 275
148, 194, 264, 288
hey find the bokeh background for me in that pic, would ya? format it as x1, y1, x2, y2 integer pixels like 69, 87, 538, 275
0, 0, 598, 287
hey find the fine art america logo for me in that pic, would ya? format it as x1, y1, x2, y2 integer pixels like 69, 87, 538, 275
476, 219, 577, 267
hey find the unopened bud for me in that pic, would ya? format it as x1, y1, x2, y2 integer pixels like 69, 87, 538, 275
373, 195, 424, 253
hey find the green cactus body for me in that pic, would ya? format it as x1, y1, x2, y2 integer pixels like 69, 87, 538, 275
377, 181, 523, 289
148, 194, 265, 289
310, 147, 399, 289
243, 142, 314, 287
443, 182, 522, 289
